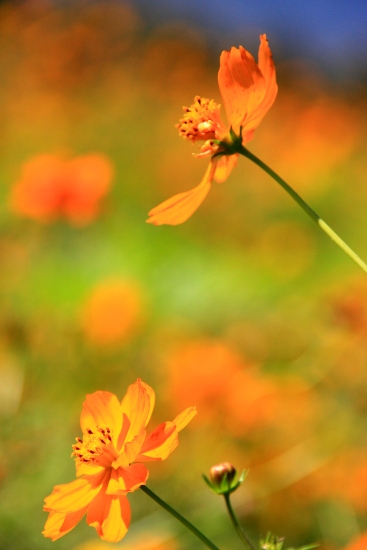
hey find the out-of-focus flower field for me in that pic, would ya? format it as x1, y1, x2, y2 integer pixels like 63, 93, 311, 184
1, 2, 367, 549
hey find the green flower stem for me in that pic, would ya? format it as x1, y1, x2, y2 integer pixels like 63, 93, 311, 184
223, 493, 255, 550
140, 485, 221, 550
239, 145, 367, 275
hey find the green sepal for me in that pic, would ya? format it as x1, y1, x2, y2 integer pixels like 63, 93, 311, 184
229, 126, 238, 141
202, 469, 248, 496
211, 125, 244, 159
260, 532, 319, 550
260, 533, 284, 550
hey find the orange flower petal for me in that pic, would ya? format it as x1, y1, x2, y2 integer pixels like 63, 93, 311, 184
43, 511, 64, 539
137, 407, 196, 462
120, 379, 155, 443
218, 45, 266, 134
244, 34, 278, 132
111, 449, 130, 470
141, 380, 155, 425
106, 464, 148, 495
80, 391, 123, 443
59, 508, 89, 534
120, 463, 149, 491
173, 406, 197, 432
214, 154, 239, 183
86, 490, 131, 542
146, 161, 216, 226
106, 468, 128, 495
258, 35, 277, 104
75, 462, 105, 478
107, 463, 149, 495
42, 508, 88, 541
137, 421, 177, 461
123, 430, 147, 463
44, 472, 106, 514
218, 36, 277, 136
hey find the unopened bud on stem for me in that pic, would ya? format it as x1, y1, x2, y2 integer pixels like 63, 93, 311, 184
209, 462, 236, 486
203, 462, 247, 495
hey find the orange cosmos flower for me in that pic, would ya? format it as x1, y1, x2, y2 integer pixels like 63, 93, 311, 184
43, 379, 196, 542
10, 154, 113, 226
147, 34, 277, 225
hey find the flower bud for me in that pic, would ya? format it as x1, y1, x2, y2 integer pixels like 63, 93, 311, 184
209, 462, 236, 486
203, 462, 247, 495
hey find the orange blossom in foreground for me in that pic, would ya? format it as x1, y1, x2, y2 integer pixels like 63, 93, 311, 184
147, 34, 277, 226
43, 379, 196, 542
10, 154, 113, 226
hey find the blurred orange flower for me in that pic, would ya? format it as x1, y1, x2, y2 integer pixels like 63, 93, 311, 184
80, 279, 144, 346
224, 370, 277, 434
43, 379, 196, 542
10, 154, 113, 225
166, 339, 249, 420
292, 447, 367, 513
331, 279, 367, 336
147, 34, 277, 225
344, 532, 367, 550
262, 93, 360, 196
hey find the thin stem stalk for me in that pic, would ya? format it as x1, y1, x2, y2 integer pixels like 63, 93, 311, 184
239, 146, 367, 275
140, 485, 221, 550
224, 493, 255, 550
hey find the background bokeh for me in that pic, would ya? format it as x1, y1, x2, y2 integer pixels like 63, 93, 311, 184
1, 1, 367, 549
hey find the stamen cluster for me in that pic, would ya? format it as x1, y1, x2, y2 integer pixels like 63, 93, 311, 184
176, 96, 221, 142
72, 424, 113, 464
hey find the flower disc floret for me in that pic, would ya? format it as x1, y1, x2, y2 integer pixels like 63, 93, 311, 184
176, 96, 223, 143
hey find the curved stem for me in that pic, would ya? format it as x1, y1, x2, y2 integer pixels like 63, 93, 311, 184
224, 493, 255, 550
239, 145, 367, 275
140, 485, 221, 550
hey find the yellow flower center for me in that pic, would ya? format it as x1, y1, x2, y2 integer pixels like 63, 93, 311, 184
72, 425, 114, 465
176, 96, 221, 142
